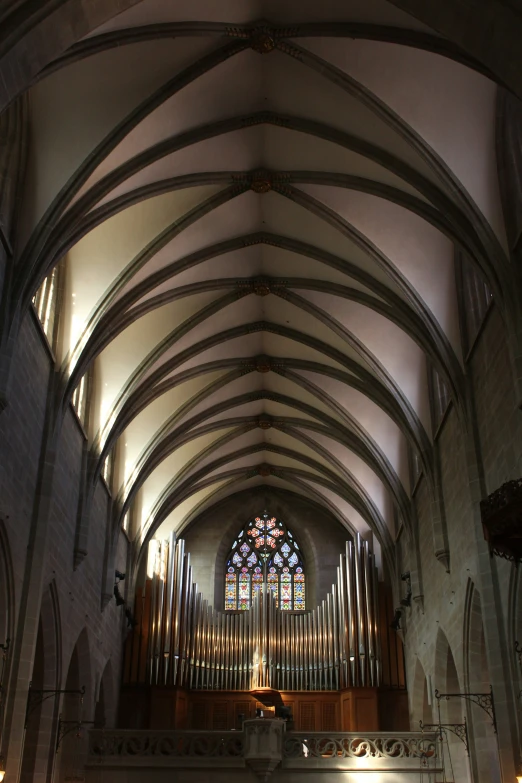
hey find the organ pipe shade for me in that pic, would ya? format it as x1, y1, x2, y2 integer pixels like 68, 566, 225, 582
133, 534, 382, 691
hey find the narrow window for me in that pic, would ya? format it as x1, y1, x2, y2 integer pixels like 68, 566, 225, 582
32, 266, 61, 348
71, 373, 88, 428
460, 257, 493, 353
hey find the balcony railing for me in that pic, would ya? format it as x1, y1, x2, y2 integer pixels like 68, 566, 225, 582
88, 730, 244, 760
284, 732, 437, 759
87, 728, 440, 775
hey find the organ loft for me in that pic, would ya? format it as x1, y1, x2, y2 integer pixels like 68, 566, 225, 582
120, 513, 406, 733
1, 0, 522, 782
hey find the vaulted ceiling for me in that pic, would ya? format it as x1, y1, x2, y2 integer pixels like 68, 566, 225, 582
13, 0, 508, 572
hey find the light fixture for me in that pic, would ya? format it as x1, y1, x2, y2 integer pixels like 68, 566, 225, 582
0, 755, 5, 782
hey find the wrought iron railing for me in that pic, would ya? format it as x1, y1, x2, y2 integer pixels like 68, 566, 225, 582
283, 732, 438, 760
88, 730, 244, 758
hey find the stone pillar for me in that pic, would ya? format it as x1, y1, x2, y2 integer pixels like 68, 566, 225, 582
243, 718, 285, 781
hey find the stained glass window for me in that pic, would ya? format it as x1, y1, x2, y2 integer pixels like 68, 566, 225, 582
224, 511, 305, 610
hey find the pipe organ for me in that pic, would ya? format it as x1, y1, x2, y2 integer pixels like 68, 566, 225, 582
136, 533, 382, 692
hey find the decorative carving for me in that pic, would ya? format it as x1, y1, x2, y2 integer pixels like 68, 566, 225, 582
89, 730, 244, 758
250, 169, 273, 193
256, 356, 272, 373
250, 25, 276, 54
480, 478, 522, 561
283, 733, 438, 760
257, 464, 272, 477
254, 280, 271, 296
258, 417, 272, 430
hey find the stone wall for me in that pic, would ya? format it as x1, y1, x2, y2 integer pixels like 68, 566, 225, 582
399, 307, 522, 783
0, 312, 129, 782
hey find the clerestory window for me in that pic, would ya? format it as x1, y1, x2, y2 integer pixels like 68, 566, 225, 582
224, 511, 305, 611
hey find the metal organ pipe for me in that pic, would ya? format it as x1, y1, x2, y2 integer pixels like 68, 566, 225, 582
142, 536, 382, 691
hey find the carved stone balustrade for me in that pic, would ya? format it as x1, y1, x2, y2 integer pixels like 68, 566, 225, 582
85, 728, 441, 781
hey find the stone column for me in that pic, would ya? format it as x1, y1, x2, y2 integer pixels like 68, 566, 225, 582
243, 718, 285, 781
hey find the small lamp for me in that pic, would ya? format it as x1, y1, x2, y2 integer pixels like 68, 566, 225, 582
0, 755, 5, 782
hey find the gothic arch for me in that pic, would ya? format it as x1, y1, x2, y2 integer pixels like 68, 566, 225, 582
56, 628, 93, 783
463, 581, 498, 783
410, 657, 432, 727
433, 627, 469, 783
94, 658, 115, 729
20, 581, 61, 783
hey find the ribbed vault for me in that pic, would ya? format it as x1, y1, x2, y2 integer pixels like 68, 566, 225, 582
9, 0, 511, 584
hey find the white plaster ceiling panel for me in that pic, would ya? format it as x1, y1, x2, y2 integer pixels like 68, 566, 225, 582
297, 290, 431, 430
23, 39, 216, 238
89, 0, 432, 35
158, 333, 266, 379
264, 428, 346, 479
138, 429, 235, 519
296, 427, 393, 523
257, 332, 352, 373
263, 53, 437, 181
117, 190, 263, 295
297, 184, 462, 354
117, 370, 228, 467
134, 295, 267, 384
262, 126, 428, 201
200, 399, 319, 428
134, 247, 265, 305
94, 294, 223, 431
95, 127, 267, 208
82, 50, 265, 189
64, 187, 222, 355
301, 38, 508, 249
180, 428, 268, 479
202, 451, 325, 483
258, 296, 375, 372
296, 370, 410, 488
170, 372, 267, 424
157, 481, 230, 538
261, 193, 405, 295
259, 246, 382, 298
257, 372, 349, 425
297, 481, 371, 537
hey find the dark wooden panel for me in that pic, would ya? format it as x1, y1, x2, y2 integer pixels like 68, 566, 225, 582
322, 701, 337, 732
190, 701, 207, 730
212, 702, 229, 730
299, 702, 316, 731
